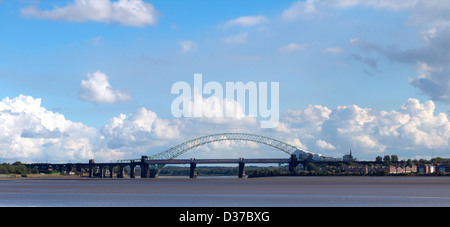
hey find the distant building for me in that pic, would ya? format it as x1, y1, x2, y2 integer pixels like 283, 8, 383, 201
363, 164, 417, 174
418, 164, 435, 174
388, 165, 417, 174
343, 150, 357, 161
292, 149, 322, 161
438, 165, 450, 173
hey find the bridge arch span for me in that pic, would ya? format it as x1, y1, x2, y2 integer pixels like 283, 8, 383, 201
147, 133, 313, 161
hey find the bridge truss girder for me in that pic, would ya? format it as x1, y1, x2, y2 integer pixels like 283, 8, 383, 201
148, 133, 307, 161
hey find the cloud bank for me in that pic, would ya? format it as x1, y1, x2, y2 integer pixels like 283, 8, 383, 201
1, 95, 449, 163
0, 95, 98, 162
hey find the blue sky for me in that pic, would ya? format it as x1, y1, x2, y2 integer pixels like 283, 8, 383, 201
1, 0, 450, 162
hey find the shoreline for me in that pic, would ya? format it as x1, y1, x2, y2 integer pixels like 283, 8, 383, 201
0, 174, 85, 180
2, 173, 450, 181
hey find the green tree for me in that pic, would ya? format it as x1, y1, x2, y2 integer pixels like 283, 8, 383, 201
0, 164, 8, 174
383, 155, 391, 165
391, 155, 399, 162
306, 163, 318, 171
6, 164, 16, 174
375, 156, 383, 163
12, 162, 27, 174
407, 159, 414, 167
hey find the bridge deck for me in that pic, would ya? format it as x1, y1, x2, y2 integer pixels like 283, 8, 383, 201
146, 159, 290, 165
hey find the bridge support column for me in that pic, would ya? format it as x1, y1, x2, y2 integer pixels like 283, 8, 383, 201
238, 159, 245, 179
190, 162, 197, 179
149, 168, 159, 178
141, 164, 149, 178
99, 165, 104, 178
89, 159, 95, 178
130, 163, 136, 179
141, 156, 149, 178
117, 165, 125, 178
109, 166, 114, 178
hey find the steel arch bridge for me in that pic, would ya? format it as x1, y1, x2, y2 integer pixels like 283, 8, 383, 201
119, 133, 318, 163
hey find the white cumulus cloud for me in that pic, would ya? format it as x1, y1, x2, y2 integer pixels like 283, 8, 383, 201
102, 107, 181, 149
278, 43, 308, 53
316, 140, 336, 150
0, 95, 98, 163
223, 15, 268, 27
180, 40, 198, 53
280, 98, 450, 159
282, 0, 320, 20
79, 71, 131, 104
21, 0, 158, 27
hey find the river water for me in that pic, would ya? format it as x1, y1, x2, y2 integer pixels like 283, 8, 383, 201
1, 176, 450, 207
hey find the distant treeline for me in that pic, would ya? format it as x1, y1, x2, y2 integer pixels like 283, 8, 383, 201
247, 168, 402, 178
247, 169, 450, 178
247, 156, 450, 178
159, 166, 240, 176
0, 162, 37, 175
375, 155, 450, 166
158, 166, 279, 176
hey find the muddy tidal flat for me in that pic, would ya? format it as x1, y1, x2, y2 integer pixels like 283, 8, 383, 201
1, 176, 450, 207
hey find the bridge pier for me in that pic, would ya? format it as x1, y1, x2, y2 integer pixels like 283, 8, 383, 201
190, 161, 197, 179
149, 168, 159, 178
108, 166, 114, 178
67, 164, 73, 174
238, 159, 245, 179
129, 163, 137, 179
117, 165, 125, 178
89, 159, 95, 178
76, 165, 81, 173
141, 164, 150, 178
99, 165, 104, 178
141, 156, 150, 178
